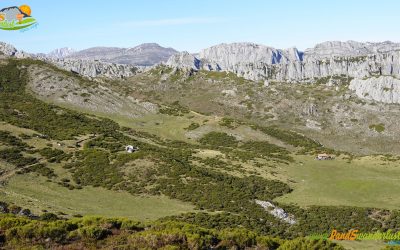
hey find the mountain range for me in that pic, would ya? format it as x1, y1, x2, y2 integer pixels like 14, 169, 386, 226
47, 43, 178, 66
167, 41, 400, 83
3, 40, 400, 104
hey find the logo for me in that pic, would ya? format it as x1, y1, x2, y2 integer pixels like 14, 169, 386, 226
328, 229, 358, 241
0, 5, 37, 31
309, 229, 400, 245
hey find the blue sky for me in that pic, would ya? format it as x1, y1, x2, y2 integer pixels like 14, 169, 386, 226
1, 0, 399, 53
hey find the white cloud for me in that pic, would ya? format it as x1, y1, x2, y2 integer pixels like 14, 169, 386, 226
118, 17, 224, 27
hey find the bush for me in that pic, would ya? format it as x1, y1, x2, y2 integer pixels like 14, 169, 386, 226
0, 131, 29, 149
40, 213, 59, 221
38, 147, 71, 163
20, 163, 56, 178
0, 148, 37, 167
369, 123, 385, 133
184, 122, 200, 131
219, 117, 241, 129
199, 132, 238, 148
79, 226, 111, 240
159, 101, 190, 116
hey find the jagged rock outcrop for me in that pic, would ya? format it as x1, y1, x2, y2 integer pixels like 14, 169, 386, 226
168, 41, 400, 82
199, 43, 302, 68
165, 51, 221, 72
349, 76, 400, 104
45, 58, 137, 78
47, 47, 76, 58
166, 51, 201, 70
0, 42, 29, 58
5, 40, 400, 85
0, 42, 137, 79
303, 103, 319, 116
255, 200, 296, 224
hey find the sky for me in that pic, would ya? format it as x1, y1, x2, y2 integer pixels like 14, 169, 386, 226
0, 0, 400, 53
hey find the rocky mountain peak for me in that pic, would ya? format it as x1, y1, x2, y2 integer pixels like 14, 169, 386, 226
0, 42, 29, 58
163, 40, 400, 83
198, 42, 296, 68
304, 40, 400, 58
128, 43, 164, 51
47, 47, 76, 58
0, 42, 17, 56
166, 51, 201, 70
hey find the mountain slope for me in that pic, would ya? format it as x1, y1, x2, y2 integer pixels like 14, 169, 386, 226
54, 43, 178, 66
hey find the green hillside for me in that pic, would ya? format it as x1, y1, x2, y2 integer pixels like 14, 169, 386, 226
0, 58, 400, 249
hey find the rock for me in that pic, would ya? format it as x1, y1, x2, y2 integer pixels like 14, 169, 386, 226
263, 80, 269, 87
165, 51, 201, 71
42, 58, 138, 78
255, 200, 296, 224
5, 39, 400, 88
0, 42, 19, 56
349, 76, 400, 104
0, 41, 138, 79
48, 47, 76, 58
166, 41, 400, 82
306, 119, 322, 130
0, 42, 29, 58
19, 208, 31, 217
221, 88, 237, 97
327, 78, 336, 86
303, 103, 319, 116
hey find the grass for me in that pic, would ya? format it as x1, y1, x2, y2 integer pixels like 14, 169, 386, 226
369, 123, 385, 133
0, 174, 195, 221
334, 240, 387, 250
275, 155, 400, 209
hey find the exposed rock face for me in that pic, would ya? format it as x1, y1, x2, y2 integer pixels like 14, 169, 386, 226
47, 47, 76, 58
5, 40, 400, 88
199, 43, 302, 68
168, 41, 400, 82
0, 42, 29, 58
0, 42, 137, 79
255, 200, 296, 224
303, 103, 319, 116
44, 58, 137, 79
60, 43, 178, 66
349, 76, 400, 104
166, 51, 201, 70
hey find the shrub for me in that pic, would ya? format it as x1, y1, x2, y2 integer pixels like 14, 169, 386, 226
184, 123, 200, 131
79, 226, 111, 240
199, 132, 238, 148
159, 101, 189, 116
40, 213, 59, 221
369, 123, 385, 133
38, 147, 71, 163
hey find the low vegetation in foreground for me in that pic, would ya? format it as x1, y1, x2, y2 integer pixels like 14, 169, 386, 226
0, 213, 345, 249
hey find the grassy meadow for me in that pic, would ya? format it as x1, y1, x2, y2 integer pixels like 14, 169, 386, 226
0, 174, 194, 220
275, 155, 400, 209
